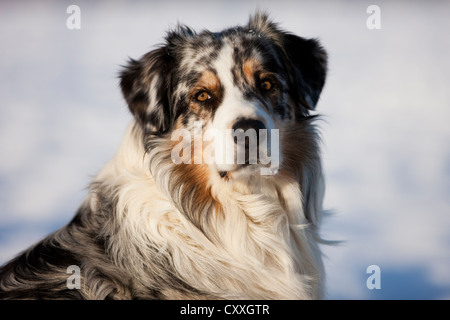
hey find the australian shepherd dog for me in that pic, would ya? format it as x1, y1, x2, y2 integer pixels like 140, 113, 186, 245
0, 12, 328, 300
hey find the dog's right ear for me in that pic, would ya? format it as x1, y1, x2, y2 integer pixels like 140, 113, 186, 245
120, 47, 174, 134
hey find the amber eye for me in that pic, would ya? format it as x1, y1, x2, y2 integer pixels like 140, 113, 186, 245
260, 80, 272, 91
196, 91, 211, 102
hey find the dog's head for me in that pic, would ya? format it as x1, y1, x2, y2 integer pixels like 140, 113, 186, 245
120, 12, 327, 180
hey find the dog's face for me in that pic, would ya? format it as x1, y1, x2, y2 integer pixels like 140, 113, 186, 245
120, 13, 327, 180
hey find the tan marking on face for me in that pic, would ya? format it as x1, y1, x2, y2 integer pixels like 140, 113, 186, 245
197, 70, 220, 91
189, 70, 222, 118
243, 58, 261, 86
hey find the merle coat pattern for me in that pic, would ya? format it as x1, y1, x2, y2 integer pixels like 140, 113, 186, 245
0, 12, 328, 300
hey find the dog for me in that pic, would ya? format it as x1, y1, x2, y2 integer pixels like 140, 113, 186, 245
0, 12, 328, 300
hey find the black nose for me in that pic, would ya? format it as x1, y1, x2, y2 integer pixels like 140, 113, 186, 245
231, 119, 266, 165
232, 118, 266, 135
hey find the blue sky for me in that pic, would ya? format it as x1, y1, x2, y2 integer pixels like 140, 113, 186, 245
0, 0, 449, 299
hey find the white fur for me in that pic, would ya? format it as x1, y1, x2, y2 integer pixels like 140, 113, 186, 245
212, 42, 276, 173
90, 122, 324, 299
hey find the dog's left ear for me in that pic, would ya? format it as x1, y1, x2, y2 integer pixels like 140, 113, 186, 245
282, 34, 328, 111
247, 12, 327, 111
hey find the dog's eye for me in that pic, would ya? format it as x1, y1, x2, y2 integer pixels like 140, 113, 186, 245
260, 80, 273, 91
196, 91, 211, 102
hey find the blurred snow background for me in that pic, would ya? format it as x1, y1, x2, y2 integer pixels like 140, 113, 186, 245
0, 0, 449, 299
